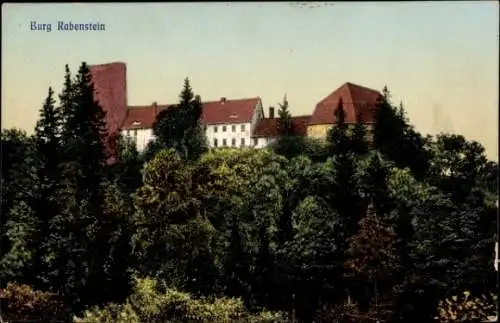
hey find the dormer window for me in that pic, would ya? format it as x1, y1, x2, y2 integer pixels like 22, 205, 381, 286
132, 121, 141, 126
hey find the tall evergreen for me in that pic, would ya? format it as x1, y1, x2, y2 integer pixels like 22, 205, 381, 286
326, 98, 349, 155
152, 78, 207, 161
44, 62, 115, 314
32, 87, 64, 288
277, 95, 294, 136
350, 112, 369, 156
373, 86, 430, 180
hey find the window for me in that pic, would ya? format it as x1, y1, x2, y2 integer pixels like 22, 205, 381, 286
241, 138, 245, 146
231, 138, 236, 146
253, 138, 258, 146
232, 125, 236, 132
241, 124, 245, 132
133, 129, 138, 137
223, 125, 227, 132
126, 129, 130, 136
222, 139, 227, 146
213, 138, 218, 147
214, 126, 218, 133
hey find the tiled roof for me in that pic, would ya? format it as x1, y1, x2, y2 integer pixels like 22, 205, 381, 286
200, 97, 260, 125
121, 97, 261, 130
252, 115, 311, 138
122, 104, 173, 130
308, 82, 382, 126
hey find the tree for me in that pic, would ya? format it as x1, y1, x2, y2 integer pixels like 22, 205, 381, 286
372, 86, 430, 180
277, 95, 294, 136
152, 78, 207, 161
326, 98, 349, 156
108, 134, 143, 196
0, 129, 39, 286
350, 112, 369, 156
344, 204, 400, 319
43, 62, 114, 314
32, 87, 64, 289
132, 149, 216, 295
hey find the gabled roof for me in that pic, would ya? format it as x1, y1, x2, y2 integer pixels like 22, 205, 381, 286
121, 97, 261, 130
200, 97, 261, 125
122, 104, 173, 130
308, 82, 382, 126
252, 115, 311, 138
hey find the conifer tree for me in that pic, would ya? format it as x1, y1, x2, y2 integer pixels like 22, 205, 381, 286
350, 112, 369, 156
326, 98, 349, 155
373, 86, 430, 180
44, 62, 115, 314
153, 78, 207, 161
277, 95, 294, 136
32, 87, 64, 288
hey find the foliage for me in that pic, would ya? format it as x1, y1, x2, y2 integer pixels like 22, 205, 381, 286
0, 129, 40, 285
152, 78, 208, 161
436, 291, 496, 322
0, 283, 68, 322
277, 95, 294, 136
2, 72, 497, 323
74, 276, 286, 323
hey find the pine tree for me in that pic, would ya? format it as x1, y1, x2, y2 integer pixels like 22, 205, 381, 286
326, 98, 349, 155
45, 62, 114, 314
32, 87, 64, 288
225, 213, 250, 299
277, 95, 294, 136
152, 78, 207, 161
350, 112, 369, 156
373, 86, 430, 180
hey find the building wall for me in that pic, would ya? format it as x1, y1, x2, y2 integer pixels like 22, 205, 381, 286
205, 122, 252, 148
250, 100, 264, 133
122, 128, 154, 152
252, 136, 277, 149
307, 124, 332, 139
307, 124, 374, 141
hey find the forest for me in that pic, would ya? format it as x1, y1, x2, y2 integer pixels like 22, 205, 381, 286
1, 62, 498, 322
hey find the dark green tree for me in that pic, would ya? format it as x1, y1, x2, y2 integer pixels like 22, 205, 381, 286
152, 78, 207, 162
108, 134, 143, 196
350, 112, 369, 156
372, 86, 430, 180
44, 62, 122, 315
32, 87, 64, 289
0, 129, 39, 286
277, 95, 294, 136
326, 98, 349, 156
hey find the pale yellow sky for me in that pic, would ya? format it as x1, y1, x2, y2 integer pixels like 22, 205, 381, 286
2, 2, 498, 159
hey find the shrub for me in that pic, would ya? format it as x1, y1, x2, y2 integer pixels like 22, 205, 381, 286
74, 276, 287, 322
0, 283, 68, 322
436, 291, 496, 322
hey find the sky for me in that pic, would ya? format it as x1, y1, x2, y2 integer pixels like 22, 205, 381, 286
2, 2, 498, 159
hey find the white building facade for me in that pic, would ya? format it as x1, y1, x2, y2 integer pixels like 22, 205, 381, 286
120, 98, 265, 152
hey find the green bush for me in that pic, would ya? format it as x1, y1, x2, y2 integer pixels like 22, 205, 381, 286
74, 276, 286, 322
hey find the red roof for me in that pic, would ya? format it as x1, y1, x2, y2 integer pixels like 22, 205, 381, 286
200, 97, 261, 125
252, 115, 311, 138
308, 82, 382, 125
122, 104, 173, 130
121, 97, 261, 130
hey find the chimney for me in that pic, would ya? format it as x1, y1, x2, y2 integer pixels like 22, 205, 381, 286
269, 106, 275, 119
220, 97, 226, 104
152, 102, 158, 116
